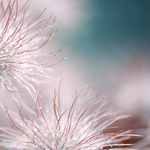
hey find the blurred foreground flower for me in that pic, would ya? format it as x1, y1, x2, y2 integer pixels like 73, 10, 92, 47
0, 0, 60, 96
112, 56, 150, 149
0, 85, 137, 150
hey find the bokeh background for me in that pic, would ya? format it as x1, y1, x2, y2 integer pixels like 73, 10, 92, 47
31, 0, 150, 103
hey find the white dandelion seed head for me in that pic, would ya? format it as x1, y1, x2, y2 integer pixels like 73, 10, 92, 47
0, 86, 136, 150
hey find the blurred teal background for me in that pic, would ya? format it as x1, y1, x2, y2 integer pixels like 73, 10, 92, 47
32, 0, 150, 94
54, 0, 150, 94
63, 0, 150, 57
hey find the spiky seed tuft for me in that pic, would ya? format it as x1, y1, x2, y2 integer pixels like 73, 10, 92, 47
0, 0, 60, 97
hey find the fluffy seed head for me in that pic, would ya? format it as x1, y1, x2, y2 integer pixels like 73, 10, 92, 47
0, 86, 135, 149
0, 0, 59, 95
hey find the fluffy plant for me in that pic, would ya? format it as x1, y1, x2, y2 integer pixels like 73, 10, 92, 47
0, 0, 60, 97
0, 85, 137, 150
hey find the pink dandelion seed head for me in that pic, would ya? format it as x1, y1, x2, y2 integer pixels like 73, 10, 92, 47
0, 0, 60, 95
0, 85, 137, 150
